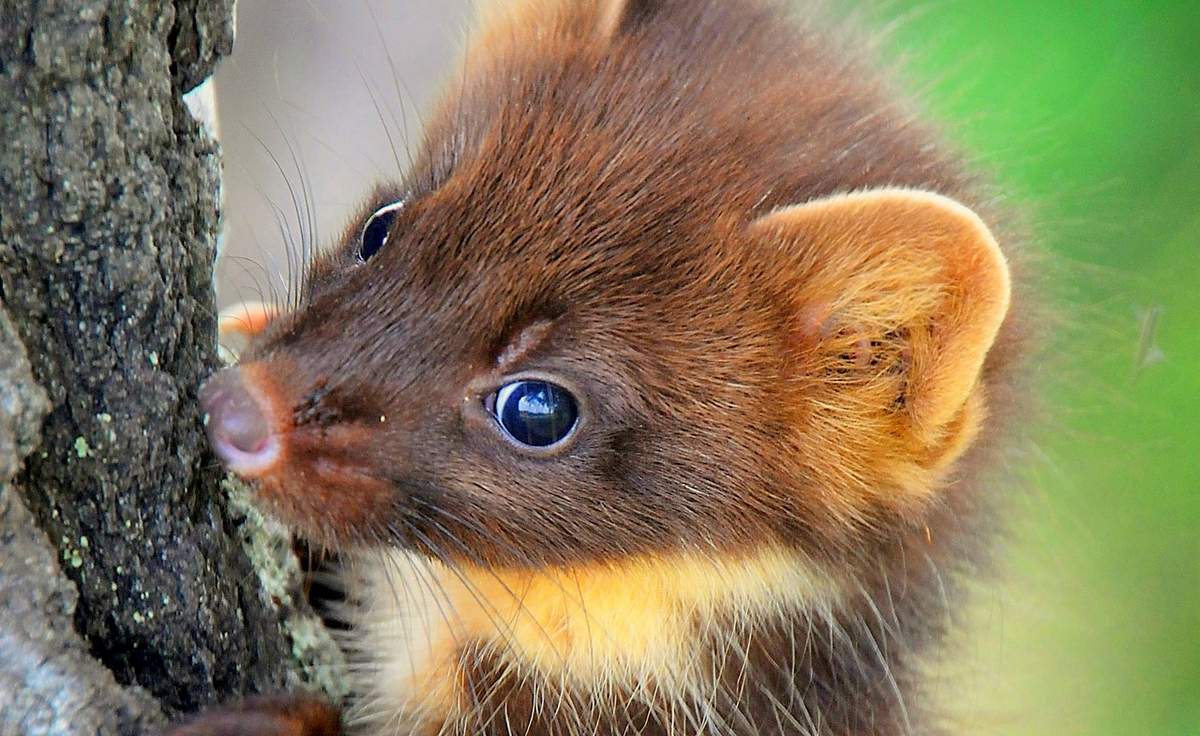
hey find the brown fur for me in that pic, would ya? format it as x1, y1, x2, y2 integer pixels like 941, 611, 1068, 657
164, 694, 341, 736
177, 1, 1029, 735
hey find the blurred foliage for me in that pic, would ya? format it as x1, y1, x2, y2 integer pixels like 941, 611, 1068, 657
864, 1, 1200, 733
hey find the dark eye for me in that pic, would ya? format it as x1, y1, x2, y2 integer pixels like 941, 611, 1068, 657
358, 200, 404, 261
488, 380, 579, 448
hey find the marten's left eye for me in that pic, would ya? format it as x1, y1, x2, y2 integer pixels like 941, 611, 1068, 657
486, 380, 579, 448
358, 200, 404, 261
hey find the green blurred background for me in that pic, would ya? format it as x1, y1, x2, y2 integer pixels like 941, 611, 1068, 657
861, 2, 1200, 733
214, 2, 1199, 733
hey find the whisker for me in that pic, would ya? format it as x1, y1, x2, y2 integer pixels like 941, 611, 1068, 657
363, 0, 418, 175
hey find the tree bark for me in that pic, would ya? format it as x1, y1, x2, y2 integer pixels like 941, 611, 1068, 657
0, 2, 342, 732
1, 305, 163, 736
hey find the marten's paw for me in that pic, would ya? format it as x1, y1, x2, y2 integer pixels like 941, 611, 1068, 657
161, 694, 341, 736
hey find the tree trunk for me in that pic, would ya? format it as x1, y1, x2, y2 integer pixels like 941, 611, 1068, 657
0, 2, 341, 733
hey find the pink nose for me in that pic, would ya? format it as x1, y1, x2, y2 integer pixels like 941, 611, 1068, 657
200, 368, 279, 474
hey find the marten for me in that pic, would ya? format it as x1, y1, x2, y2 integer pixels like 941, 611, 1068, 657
172, 0, 1025, 734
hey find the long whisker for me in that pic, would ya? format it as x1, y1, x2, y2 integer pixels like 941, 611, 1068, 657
240, 121, 312, 310
363, 0, 418, 175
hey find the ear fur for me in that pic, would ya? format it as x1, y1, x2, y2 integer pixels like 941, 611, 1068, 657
596, 0, 659, 39
750, 188, 1010, 474
475, 0, 661, 47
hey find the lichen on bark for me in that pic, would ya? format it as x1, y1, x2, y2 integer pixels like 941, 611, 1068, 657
0, 1, 342, 729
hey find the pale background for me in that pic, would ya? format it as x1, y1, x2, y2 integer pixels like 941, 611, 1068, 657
213, 0, 472, 310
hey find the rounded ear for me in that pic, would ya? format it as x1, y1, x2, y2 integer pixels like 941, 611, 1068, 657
750, 188, 1010, 462
218, 300, 278, 361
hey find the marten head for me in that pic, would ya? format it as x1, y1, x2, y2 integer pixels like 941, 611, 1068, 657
201, 0, 1013, 573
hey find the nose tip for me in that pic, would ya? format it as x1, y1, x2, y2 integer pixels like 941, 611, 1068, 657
200, 368, 279, 474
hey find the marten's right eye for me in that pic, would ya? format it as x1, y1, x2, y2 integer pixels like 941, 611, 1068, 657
358, 200, 404, 261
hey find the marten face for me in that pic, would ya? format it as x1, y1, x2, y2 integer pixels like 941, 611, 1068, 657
204, 156, 801, 566
201, 0, 1012, 573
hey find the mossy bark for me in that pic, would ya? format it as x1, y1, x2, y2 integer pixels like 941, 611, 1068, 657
0, 2, 330, 731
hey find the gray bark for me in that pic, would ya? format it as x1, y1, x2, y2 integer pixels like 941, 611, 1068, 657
0, 2, 344, 732
0, 304, 162, 736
